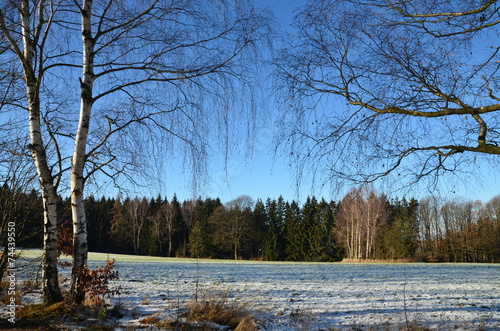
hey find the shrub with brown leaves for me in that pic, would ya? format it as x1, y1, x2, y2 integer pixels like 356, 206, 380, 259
74, 259, 121, 310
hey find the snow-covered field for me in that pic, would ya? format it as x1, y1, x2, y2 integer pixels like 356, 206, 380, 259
17, 252, 500, 330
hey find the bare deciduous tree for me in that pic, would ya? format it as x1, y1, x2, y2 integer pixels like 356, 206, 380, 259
276, 0, 500, 193
336, 185, 387, 260
440, 198, 481, 262
150, 201, 168, 256
211, 195, 254, 259
126, 197, 150, 256
417, 196, 445, 261
151, 198, 181, 257
66, 0, 271, 302
0, 0, 67, 304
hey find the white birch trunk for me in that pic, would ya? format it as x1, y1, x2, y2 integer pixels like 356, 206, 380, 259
68, 0, 94, 303
167, 223, 173, 257
234, 241, 238, 260
5, 0, 63, 304
136, 225, 143, 255
349, 214, 354, 259
28, 95, 63, 305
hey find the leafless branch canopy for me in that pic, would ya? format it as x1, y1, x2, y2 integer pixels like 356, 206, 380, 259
0, 0, 272, 195
276, 0, 500, 192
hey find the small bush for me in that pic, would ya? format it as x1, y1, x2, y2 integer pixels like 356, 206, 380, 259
76, 259, 121, 311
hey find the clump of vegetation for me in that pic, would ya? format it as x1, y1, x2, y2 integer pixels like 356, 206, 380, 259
14, 259, 122, 328
17, 302, 80, 327
75, 259, 121, 311
17, 303, 124, 330
186, 289, 255, 330
139, 312, 162, 325
0, 280, 22, 305
402, 322, 431, 331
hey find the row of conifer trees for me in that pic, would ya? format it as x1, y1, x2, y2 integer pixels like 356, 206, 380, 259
3, 184, 499, 263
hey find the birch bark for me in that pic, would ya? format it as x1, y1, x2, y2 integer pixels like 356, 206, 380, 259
68, 0, 94, 303
0, 0, 63, 304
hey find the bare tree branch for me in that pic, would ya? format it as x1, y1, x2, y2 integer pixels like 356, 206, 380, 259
276, 0, 500, 192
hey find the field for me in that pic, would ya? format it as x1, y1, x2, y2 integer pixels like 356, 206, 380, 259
17, 252, 500, 330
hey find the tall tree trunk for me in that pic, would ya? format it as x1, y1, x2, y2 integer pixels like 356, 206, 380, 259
349, 215, 354, 259
3, 0, 64, 305
155, 220, 163, 256
136, 226, 142, 255
39, 186, 63, 305
168, 225, 172, 257
68, 0, 94, 304
26, 54, 62, 305
27, 107, 63, 304
234, 241, 238, 260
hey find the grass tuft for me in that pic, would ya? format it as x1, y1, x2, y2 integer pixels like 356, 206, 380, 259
15, 301, 80, 327
18, 302, 76, 320
139, 312, 161, 325
186, 289, 255, 330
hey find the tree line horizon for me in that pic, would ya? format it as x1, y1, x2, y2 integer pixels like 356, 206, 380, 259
4, 184, 499, 264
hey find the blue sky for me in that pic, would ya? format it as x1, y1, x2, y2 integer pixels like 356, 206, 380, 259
157, 0, 311, 204
148, 1, 498, 205
95, 0, 500, 205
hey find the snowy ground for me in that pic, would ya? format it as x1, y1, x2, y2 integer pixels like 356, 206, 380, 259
15, 252, 500, 330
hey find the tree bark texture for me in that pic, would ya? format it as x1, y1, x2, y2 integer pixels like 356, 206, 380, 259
68, 0, 94, 304
0, 0, 64, 304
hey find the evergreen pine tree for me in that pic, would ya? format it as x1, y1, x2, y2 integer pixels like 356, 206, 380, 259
263, 198, 280, 261
317, 198, 343, 261
252, 199, 267, 259
284, 200, 303, 261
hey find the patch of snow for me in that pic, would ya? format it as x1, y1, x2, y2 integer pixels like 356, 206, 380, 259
12, 252, 500, 330
107, 260, 500, 330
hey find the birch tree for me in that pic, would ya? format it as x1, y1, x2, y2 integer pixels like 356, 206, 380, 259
3, 0, 270, 303
151, 196, 181, 257
337, 189, 363, 259
365, 190, 388, 259
65, 0, 270, 302
126, 197, 150, 255
336, 186, 387, 259
150, 200, 168, 256
276, 0, 500, 192
0, 0, 65, 304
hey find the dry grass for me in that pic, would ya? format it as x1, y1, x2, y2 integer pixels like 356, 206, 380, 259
0, 279, 23, 305
186, 289, 255, 330
141, 295, 151, 305
235, 315, 257, 331
139, 311, 162, 325
16, 302, 79, 324
401, 322, 432, 331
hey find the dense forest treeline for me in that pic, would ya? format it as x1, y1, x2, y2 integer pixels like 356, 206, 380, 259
2, 184, 500, 263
